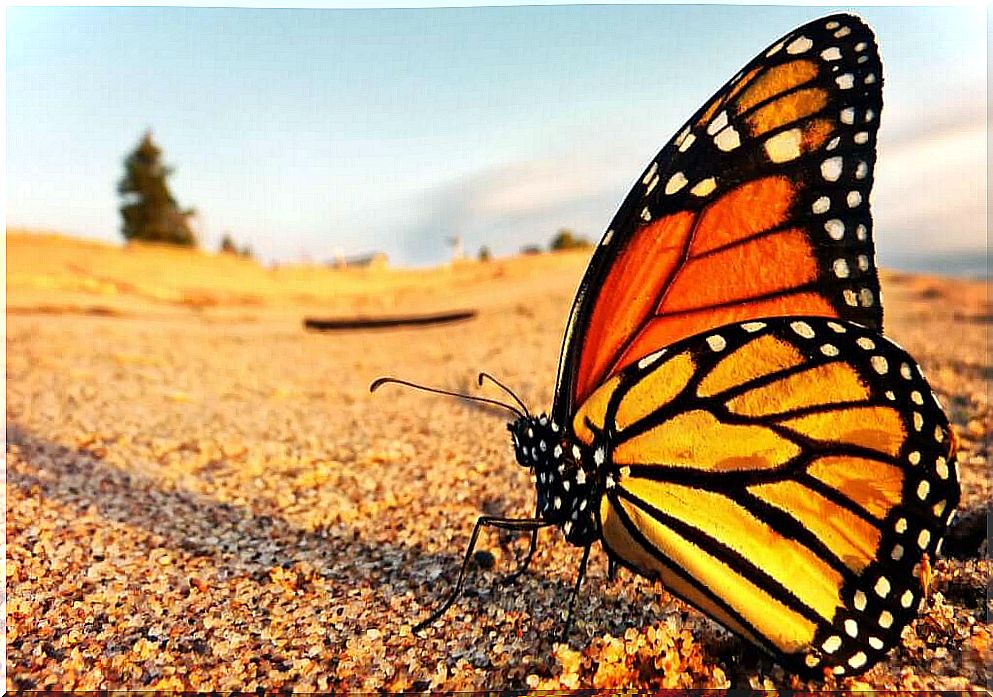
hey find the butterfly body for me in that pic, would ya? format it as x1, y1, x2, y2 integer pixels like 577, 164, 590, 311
510, 415, 601, 546
386, 11, 961, 680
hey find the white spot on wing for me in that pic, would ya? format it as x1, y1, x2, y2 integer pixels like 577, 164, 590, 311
665, 172, 688, 195
706, 334, 727, 352
824, 219, 845, 240
821, 157, 843, 181
678, 132, 696, 152
707, 111, 728, 135
836, 73, 855, 89
637, 349, 665, 369
642, 162, 659, 184
764, 128, 802, 162
690, 177, 717, 197
874, 576, 890, 598
821, 47, 842, 61
790, 321, 815, 339
787, 35, 813, 54
714, 126, 741, 152
936, 457, 949, 480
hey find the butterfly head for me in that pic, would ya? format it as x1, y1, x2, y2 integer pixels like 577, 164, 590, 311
509, 413, 600, 545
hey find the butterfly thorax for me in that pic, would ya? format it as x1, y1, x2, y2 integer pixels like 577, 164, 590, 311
509, 413, 600, 546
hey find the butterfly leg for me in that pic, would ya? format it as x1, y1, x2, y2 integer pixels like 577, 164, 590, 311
413, 515, 551, 633
558, 543, 592, 643
607, 557, 619, 582
500, 506, 541, 585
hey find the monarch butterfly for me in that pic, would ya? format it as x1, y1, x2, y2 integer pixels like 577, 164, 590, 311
372, 13, 960, 678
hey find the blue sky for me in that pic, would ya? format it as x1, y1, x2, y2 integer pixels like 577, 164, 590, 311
6, 4, 987, 267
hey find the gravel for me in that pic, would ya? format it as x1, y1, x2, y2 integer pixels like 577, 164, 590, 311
6, 263, 990, 690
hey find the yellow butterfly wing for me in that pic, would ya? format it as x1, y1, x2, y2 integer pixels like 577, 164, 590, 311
573, 316, 959, 676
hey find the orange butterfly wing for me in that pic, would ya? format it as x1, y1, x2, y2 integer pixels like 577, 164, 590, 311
553, 14, 883, 423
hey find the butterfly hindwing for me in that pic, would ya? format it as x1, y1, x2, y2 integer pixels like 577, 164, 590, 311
553, 13, 885, 424
571, 316, 959, 676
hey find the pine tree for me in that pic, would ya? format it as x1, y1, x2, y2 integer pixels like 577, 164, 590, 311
118, 131, 197, 246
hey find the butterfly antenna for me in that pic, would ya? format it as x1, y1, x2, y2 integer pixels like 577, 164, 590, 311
370, 377, 525, 419
477, 372, 530, 418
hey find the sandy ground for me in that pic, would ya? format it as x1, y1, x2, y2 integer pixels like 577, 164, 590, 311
6, 233, 990, 689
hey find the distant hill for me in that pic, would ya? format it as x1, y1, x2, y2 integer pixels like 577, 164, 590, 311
5, 230, 594, 318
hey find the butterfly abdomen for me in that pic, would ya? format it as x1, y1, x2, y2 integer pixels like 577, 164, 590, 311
510, 416, 601, 545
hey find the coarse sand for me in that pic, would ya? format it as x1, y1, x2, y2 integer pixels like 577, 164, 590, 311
6, 235, 990, 690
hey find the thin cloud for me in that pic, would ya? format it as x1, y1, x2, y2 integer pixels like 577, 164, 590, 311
874, 108, 986, 252
401, 155, 630, 263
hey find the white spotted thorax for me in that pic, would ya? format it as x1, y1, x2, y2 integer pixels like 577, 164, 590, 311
509, 414, 600, 545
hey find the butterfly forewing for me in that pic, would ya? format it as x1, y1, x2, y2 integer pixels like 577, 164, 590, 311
553, 13, 885, 424
574, 316, 959, 676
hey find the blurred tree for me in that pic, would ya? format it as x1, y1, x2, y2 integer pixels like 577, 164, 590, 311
219, 233, 237, 254
238, 244, 255, 259
118, 131, 197, 246
549, 228, 592, 251
478, 245, 492, 262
